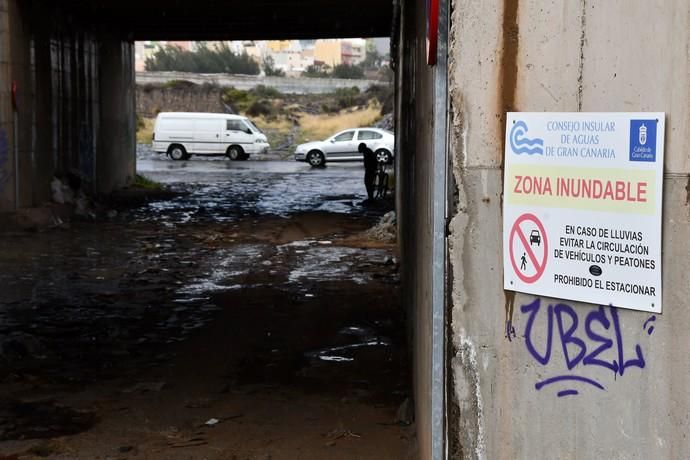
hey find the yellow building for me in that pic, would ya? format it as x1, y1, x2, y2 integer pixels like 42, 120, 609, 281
314, 40, 343, 67
266, 40, 291, 53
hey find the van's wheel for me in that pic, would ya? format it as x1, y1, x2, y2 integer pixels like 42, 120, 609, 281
375, 149, 392, 164
168, 145, 187, 161
227, 146, 244, 161
307, 150, 325, 167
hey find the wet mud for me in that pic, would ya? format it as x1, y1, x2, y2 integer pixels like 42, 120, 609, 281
0, 159, 412, 459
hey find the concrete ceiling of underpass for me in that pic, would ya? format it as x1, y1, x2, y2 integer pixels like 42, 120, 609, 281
49, 0, 394, 40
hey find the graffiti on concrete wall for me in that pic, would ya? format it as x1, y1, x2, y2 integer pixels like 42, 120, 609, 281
0, 128, 10, 192
518, 298, 654, 397
79, 123, 95, 182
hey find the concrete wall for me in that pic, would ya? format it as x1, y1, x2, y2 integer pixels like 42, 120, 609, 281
447, 1, 690, 458
98, 38, 136, 193
136, 71, 385, 95
136, 84, 227, 117
0, 0, 136, 212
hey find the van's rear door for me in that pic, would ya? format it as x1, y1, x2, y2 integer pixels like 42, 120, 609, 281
155, 116, 194, 152
193, 118, 224, 153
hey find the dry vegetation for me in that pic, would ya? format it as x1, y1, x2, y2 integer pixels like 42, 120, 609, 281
296, 102, 383, 144
136, 117, 155, 144
251, 116, 294, 148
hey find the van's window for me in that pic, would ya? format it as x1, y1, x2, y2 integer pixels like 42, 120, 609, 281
358, 130, 383, 140
334, 131, 354, 142
227, 120, 246, 131
244, 119, 262, 133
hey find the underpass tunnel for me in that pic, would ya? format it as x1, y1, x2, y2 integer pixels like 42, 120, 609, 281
0, 0, 449, 459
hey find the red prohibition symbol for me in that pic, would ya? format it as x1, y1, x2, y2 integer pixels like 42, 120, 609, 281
509, 213, 548, 284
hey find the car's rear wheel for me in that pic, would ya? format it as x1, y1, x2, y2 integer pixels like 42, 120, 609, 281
375, 149, 392, 164
227, 145, 244, 161
307, 150, 325, 167
168, 144, 187, 161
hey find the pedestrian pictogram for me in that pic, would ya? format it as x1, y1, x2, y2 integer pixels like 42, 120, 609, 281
509, 213, 548, 284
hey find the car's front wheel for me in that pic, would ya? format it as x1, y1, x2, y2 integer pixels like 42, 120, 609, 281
227, 145, 244, 161
168, 144, 188, 161
307, 150, 326, 167
376, 149, 392, 164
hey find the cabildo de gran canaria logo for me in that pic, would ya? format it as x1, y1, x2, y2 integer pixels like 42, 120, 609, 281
510, 120, 544, 155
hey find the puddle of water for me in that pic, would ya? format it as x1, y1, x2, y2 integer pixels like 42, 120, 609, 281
178, 244, 266, 294
133, 160, 380, 225
306, 339, 392, 364
288, 246, 389, 285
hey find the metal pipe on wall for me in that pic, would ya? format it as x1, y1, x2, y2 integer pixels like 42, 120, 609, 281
431, 0, 449, 456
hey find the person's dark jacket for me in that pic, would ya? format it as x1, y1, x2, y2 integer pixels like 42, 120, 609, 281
362, 147, 377, 173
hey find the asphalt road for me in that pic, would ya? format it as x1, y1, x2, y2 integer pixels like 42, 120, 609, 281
136, 155, 378, 222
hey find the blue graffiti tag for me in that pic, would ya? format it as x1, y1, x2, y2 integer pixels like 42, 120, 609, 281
520, 298, 653, 397
0, 128, 10, 191
510, 120, 544, 155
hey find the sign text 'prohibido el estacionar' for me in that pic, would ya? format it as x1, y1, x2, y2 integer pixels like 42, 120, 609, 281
503, 113, 665, 313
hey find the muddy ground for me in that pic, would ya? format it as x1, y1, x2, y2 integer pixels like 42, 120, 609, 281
0, 157, 412, 459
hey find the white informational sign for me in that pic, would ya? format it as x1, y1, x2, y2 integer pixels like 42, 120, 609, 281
503, 112, 665, 313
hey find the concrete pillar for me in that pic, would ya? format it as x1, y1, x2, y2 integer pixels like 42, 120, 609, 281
30, 23, 55, 203
97, 36, 135, 193
7, 0, 38, 209
447, 0, 690, 458
0, 2, 136, 210
397, 0, 447, 458
0, 0, 13, 210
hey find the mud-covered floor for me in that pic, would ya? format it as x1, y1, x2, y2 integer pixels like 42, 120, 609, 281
0, 158, 412, 459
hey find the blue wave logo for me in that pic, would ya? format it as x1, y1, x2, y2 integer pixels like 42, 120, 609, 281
510, 120, 544, 155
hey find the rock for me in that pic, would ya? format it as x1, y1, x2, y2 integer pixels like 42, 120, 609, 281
374, 113, 394, 131
51, 177, 75, 204
363, 211, 397, 242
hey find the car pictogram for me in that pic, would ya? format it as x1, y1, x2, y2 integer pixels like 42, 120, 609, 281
529, 230, 541, 246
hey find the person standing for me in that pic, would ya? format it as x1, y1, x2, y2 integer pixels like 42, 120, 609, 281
359, 142, 377, 200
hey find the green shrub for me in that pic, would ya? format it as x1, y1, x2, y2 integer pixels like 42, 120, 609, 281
334, 86, 367, 109
223, 87, 253, 112
145, 43, 260, 75
133, 174, 162, 190
321, 103, 340, 114
332, 64, 365, 79
246, 100, 274, 117
253, 85, 282, 99
302, 64, 331, 78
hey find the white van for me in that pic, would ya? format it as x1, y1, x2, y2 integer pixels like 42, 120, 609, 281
152, 112, 270, 161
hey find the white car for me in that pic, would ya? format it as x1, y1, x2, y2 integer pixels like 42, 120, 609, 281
294, 128, 395, 167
